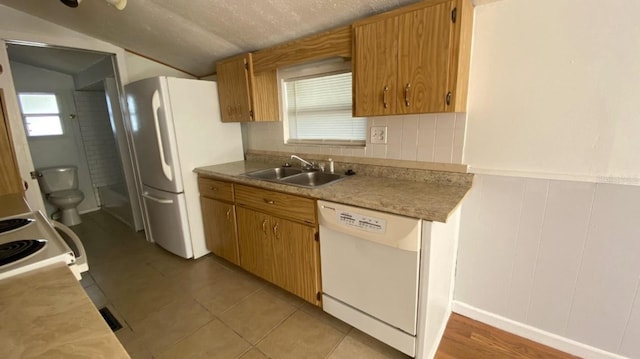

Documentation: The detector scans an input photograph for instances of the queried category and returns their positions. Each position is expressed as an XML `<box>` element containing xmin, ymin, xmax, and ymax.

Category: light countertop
<box><xmin>194</xmin><ymin>160</ymin><xmax>472</xmax><ymax>223</ymax></box>
<box><xmin>0</xmin><ymin>194</ymin><xmax>130</xmax><ymax>359</ymax></box>
<box><xmin>0</xmin><ymin>263</ymin><xmax>130</xmax><ymax>358</ymax></box>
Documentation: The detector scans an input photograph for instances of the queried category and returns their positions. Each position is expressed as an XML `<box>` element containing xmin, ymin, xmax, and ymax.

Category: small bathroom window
<box><xmin>17</xmin><ymin>93</ymin><xmax>64</xmax><ymax>137</ymax></box>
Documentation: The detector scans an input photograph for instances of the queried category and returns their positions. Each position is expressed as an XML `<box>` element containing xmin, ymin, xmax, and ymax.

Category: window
<box><xmin>281</xmin><ymin>61</ymin><xmax>366</xmax><ymax>146</ymax></box>
<box><xmin>18</xmin><ymin>93</ymin><xmax>64</xmax><ymax>137</ymax></box>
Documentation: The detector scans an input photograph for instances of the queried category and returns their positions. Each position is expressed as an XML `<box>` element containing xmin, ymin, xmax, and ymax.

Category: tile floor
<box><xmin>76</xmin><ymin>211</ymin><xmax>409</xmax><ymax>359</ymax></box>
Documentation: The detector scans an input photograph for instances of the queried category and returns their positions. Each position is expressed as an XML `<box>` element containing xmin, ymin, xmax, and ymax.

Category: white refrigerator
<box><xmin>125</xmin><ymin>77</ymin><xmax>243</xmax><ymax>259</ymax></box>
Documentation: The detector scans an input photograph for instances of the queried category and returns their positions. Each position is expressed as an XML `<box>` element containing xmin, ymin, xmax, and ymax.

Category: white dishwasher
<box><xmin>318</xmin><ymin>200</ymin><xmax>422</xmax><ymax>357</ymax></box>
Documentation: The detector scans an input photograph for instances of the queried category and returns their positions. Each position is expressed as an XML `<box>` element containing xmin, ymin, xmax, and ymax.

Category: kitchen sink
<box><xmin>244</xmin><ymin>167</ymin><xmax>302</xmax><ymax>180</ymax></box>
<box><xmin>243</xmin><ymin>167</ymin><xmax>345</xmax><ymax>188</ymax></box>
<box><xmin>280</xmin><ymin>171</ymin><xmax>344</xmax><ymax>187</ymax></box>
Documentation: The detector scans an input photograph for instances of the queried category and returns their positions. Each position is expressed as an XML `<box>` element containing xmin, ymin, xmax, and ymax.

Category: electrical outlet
<box><xmin>370</xmin><ymin>126</ymin><xmax>387</xmax><ymax>144</ymax></box>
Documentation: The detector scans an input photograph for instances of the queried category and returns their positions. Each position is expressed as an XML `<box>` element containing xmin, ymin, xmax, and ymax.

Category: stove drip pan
<box><xmin>0</xmin><ymin>218</ymin><xmax>33</xmax><ymax>234</ymax></box>
<box><xmin>0</xmin><ymin>239</ymin><xmax>47</xmax><ymax>267</ymax></box>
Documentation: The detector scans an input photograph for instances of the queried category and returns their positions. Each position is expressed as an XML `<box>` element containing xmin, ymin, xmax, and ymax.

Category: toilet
<box><xmin>37</xmin><ymin>166</ymin><xmax>85</xmax><ymax>226</ymax></box>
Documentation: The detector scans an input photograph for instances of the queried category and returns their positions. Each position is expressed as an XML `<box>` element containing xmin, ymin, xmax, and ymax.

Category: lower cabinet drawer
<box><xmin>235</xmin><ymin>184</ymin><xmax>316</xmax><ymax>225</ymax></box>
<box><xmin>198</xmin><ymin>177</ymin><xmax>234</xmax><ymax>202</ymax></box>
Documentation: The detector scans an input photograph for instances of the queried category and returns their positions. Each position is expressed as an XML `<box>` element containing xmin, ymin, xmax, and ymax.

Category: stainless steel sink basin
<box><xmin>244</xmin><ymin>167</ymin><xmax>302</xmax><ymax>180</ymax></box>
<box><xmin>280</xmin><ymin>171</ymin><xmax>344</xmax><ymax>188</ymax></box>
<box><xmin>243</xmin><ymin>167</ymin><xmax>346</xmax><ymax>188</ymax></box>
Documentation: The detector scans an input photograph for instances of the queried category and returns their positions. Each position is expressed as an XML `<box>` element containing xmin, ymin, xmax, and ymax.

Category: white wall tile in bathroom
<box><xmin>74</xmin><ymin>91</ymin><xmax>124</xmax><ymax>199</ymax></box>
<box><xmin>456</xmin><ymin>174</ymin><xmax>640</xmax><ymax>357</ymax></box>
<box><xmin>243</xmin><ymin>113</ymin><xmax>466</xmax><ymax>164</ymax></box>
<box><xmin>564</xmin><ymin>183</ymin><xmax>640</xmax><ymax>352</ymax></box>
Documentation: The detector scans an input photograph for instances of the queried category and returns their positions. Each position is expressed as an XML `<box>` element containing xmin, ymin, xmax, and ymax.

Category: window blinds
<box><xmin>285</xmin><ymin>72</ymin><xmax>366</xmax><ymax>144</ymax></box>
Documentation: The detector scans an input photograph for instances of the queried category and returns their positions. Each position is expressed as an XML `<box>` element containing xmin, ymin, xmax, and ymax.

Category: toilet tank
<box><xmin>37</xmin><ymin>166</ymin><xmax>79</xmax><ymax>193</ymax></box>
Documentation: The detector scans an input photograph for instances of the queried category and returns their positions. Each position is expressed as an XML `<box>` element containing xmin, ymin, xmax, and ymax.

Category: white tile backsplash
<box><xmin>243</xmin><ymin>113</ymin><xmax>466</xmax><ymax>164</ymax></box>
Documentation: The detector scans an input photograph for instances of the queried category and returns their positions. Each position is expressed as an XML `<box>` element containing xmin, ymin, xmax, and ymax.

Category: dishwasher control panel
<box><xmin>337</xmin><ymin>210</ymin><xmax>386</xmax><ymax>233</ymax></box>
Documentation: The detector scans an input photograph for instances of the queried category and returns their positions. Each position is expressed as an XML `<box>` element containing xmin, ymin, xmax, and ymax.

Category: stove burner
<box><xmin>0</xmin><ymin>218</ymin><xmax>33</xmax><ymax>234</ymax></box>
<box><xmin>0</xmin><ymin>239</ymin><xmax>46</xmax><ymax>267</ymax></box>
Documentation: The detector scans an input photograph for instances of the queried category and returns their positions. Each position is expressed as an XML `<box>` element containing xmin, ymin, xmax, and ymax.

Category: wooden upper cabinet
<box><xmin>0</xmin><ymin>90</ymin><xmax>23</xmax><ymax>196</ymax></box>
<box><xmin>353</xmin><ymin>0</ymin><xmax>473</xmax><ymax>116</ymax></box>
<box><xmin>353</xmin><ymin>16</ymin><xmax>399</xmax><ymax>116</ymax></box>
<box><xmin>216</xmin><ymin>53</ymin><xmax>279</xmax><ymax>122</ymax></box>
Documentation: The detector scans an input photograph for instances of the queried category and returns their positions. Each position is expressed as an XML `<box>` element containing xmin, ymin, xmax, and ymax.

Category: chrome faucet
<box><xmin>290</xmin><ymin>155</ymin><xmax>318</xmax><ymax>171</ymax></box>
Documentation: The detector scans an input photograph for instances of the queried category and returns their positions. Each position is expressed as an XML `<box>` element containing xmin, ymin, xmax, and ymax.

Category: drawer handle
<box><xmin>264</xmin><ymin>199</ymin><xmax>276</xmax><ymax>205</ymax></box>
<box><xmin>209</xmin><ymin>186</ymin><xmax>217</xmax><ymax>191</ymax></box>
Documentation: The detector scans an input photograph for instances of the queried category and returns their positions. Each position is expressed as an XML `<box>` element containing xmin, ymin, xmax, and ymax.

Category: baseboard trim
<box><xmin>452</xmin><ymin>301</ymin><xmax>628</xmax><ymax>359</ymax></box>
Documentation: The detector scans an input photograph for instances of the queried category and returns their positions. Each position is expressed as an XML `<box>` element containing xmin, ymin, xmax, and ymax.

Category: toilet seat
<box><xmin>49</xmin><ymin>190</ymin><xmax>84</xmax><ymax>201</ymax></box>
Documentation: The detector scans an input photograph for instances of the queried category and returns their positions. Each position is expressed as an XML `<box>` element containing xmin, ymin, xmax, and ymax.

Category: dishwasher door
<box><xmin>318</xmin><ymin>200</ymin><xmax>422</xmax><ymax>356</ymax></box>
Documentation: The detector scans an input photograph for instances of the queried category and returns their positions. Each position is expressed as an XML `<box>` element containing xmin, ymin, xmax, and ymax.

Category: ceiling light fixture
<box><xmin>59</xmin><ymin>0</ymin><xmax>127</xmax><ymax>10</ymax></box>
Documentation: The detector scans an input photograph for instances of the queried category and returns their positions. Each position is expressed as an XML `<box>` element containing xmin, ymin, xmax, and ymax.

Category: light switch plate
<box><xmin>370</xmin><ymin>126</ymin><xmax>388</xmax><ymax>144</ymax></box>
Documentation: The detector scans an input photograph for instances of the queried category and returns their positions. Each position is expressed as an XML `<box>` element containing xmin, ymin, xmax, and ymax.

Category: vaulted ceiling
<box><xmin>0</xmin><ymin>0</ymin><xmax>427</xmax><ymax>77</ymax></box>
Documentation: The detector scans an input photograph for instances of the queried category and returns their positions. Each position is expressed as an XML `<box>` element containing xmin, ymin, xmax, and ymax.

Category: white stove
<box><xmin>0</xmin><ymin>211</ymin><xmax>88</xmax><ymax>280</ymax></box>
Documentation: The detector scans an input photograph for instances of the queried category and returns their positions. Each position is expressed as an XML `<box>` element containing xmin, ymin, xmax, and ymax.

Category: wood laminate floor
<box><xmin>436</xmin><ymin>313</ymin><xmax>579</xmax><ymax>359</ymax></box>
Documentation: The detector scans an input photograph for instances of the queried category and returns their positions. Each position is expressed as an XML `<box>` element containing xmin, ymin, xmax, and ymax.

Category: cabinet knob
<box><xmin>273</xmin><ymin>223</ymin><xmax>279</xmax><ymax>237</ymax></box>
<box><xmin>383</xmin><ymin>86</ymin><xmax>389</xmax><ymax>109</ymax></box>
<box><xmin>209</xmin><ymin>186</ymin><xmax>217</xmax><ymax>191</ymax></box>
<box><xmin>262</xmin><ymin>219</ymin><xmax>268</xmax><ymax>233</ymax></box>
<box><xmin>264</xmin><ymin>199</ymin><xmax>276</xmax><ymax>205</ymax></box>
<box><xmin>404</xmin><ymin>83</ymin><xmax>411</xmax><ymax>107</ymax></box>
<box><xmin>226</xmin><ymin>209</ymin><xmax>231</xmax><ymax>220</ymax></box>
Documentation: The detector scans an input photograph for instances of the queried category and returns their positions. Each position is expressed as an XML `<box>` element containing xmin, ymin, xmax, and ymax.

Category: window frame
<box><xmin>17</xmin><ymin>92</ymin><xmax>65</xmax><ymax>138</ymax></box>
<box><xmin>278</xmin><ymin>59</ymin><xmax>366</xmax><ymax>147</ymax></box>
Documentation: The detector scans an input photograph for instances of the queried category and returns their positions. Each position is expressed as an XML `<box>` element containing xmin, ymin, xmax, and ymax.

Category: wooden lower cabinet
<box><xmin>236</xmin><ymin>206</ymin><xmax>321</xmax><ymax>306</ymax></box>
<box><xmin>200</xmin><ymin>197</ymin><xmax>240</xmax><ymax>265</ymax></box>
<box><xmin>271</xmin><ymin>216</ymin><xmax>320</xmax><ymax>305</ymax></box>
<box><xmin>236</xmin><ymin>206</ymin><xmax>274</xmax><ymax>282</ymax></box>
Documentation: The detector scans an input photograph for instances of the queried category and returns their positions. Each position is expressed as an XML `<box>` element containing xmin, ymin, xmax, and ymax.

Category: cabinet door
<box><xmin>397</xmin><ymin>2</ymin><xmax>453</xmax><ymax>114</ymax></box>
<box><xmin>271</xmin><ymin>217</ymin><xmax>321</xmax><ymax>306</ymax></box>
<box><xmin>201</xmin><ymin>197</ymin><xmax>239</xmax><ymax>265</ymax></box>
<box><xmin>353</xmin><ymin>16</ymin><xmax>399</xmax><ymax>117</ymax></box>
<box><xmin>0</xmin><ymin>91</ymin><xmax>23</xmax><ymax>195</ymax></box>
<box><xmin>216</xmin><ymin>54</ymin><xmax>252</xmax><ymax>122</ymax></box>
<box><xmin>236</xmin><ymin>207</ymin><xmax>274</xmax><ymax>282</ymax></box>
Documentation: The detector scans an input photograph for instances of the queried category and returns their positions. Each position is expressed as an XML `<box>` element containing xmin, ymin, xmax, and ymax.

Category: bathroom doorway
<box><xmin>7</xmin><ymin>43</ymin><xmax>143</xmax><ymax>230</ymax></box>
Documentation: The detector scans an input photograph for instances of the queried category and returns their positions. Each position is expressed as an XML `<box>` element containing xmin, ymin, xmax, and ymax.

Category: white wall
<box><xmin>456</xmin><ymin>0</ymin><xmax>640</xmax><ymax>357</ymax></box>
<box><xmin>464</xmin><ymin>0</ymin><xmax>640</xmax><ymax>183</ymax></box>
<box><xmin>244</xmin><ymin>113</ymin><xmax>466</xmax><ymax>164</ymax></box>
<box><xmin>456</xmin><ymin>175</ymin><xmax>640</xmax><ymax>358</ymax></box>
<box><xmin>10</xmin><ymin>61</ymin><xmax>99</xmax><ymax>215</ymax></box>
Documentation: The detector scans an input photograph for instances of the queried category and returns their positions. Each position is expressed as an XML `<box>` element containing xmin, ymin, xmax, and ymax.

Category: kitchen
<box><xmin>0</xmin><ymin>0</ymin><xmax>639</xmax><ymax>358</ymax></box>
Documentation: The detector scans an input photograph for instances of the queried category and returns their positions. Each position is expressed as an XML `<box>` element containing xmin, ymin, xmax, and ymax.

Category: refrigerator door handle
<box><xmin>142</xmin><ymin>192</ymin><xmax>174</xmax><ymax>204</ymax></box>
<box><xmin>152</xmin><ymin>90</ymin><xmax>173</xmax><ymax>182</ymax></box>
